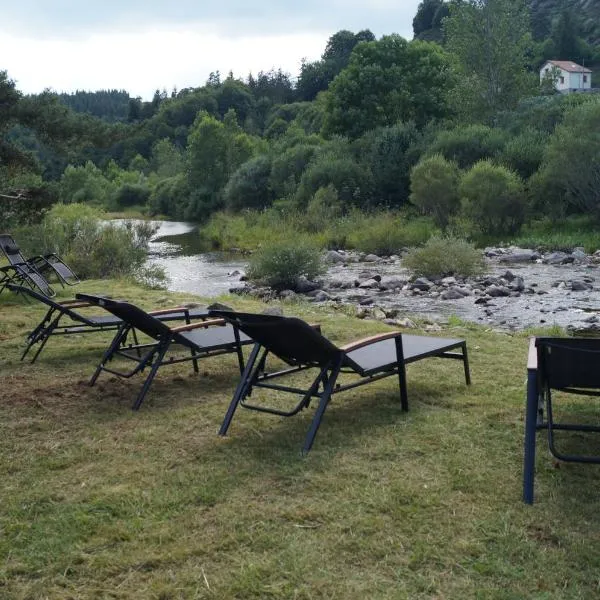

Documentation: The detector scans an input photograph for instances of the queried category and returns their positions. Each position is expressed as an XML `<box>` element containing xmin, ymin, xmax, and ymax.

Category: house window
<box><xmin>584</xmin><ymin>75</ymin><xmax>588</xmax><ymax>83</ymax></box>
<box><xmin>559</xmin><ymin>76</ymin><xmax>564</xmax><ymax>84</ymax></box>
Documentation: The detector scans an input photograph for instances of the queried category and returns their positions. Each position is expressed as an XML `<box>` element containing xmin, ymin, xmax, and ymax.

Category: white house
<box><xmin>540</xmin><ymin>60</ymin><xmax>592</xmax><ymax>92</ymax></box>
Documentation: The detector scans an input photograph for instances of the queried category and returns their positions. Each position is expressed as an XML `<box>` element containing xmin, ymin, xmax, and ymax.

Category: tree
<box><xmin>185</xmin><ymin>111</ymin><xmax>257</xmax><ymax>218</ymax></box>
<box><xmin>444</xmin><ymin>0</ymin><xmax>534</xmax><ymax>121</ymax></box>
<box><xmin>365</xmin><ymin>122</ymin><xmax>420</xmax><ymax>207</ymax></box>
<box><xmin>410</xmin><ymin>154</ymin><xmax>460</xmax><ymax>230</ymax></box>
<box><xmin>323</xmin><ymin>36</ymin><xmax>455</xmax><ymax>138</ymax></box>
<box><xmin>413</xmin><ymin>0</ymin><xmax>445</xmax><ymax>37</ymax></box>
<box><xmin>296</xmin><ymin>29</ymin><xmax>375</xmax><ymax>101</ymax></box>
<box><xmin>551</xmin><ymin>8</ymin><xmax>582</xmax><ymax>61</ymax></box>
<box><xmin>532</xmin><ymin>100</ymin><xmax>600</xmax><ymax>221</ymax></box>
<box><xmin>151</xmin><ymin>138</ymin><xmax>184</xmax><ymax>178</ymax></box>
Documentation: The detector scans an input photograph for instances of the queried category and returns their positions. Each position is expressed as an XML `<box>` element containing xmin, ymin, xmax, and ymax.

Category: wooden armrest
<box><xmin>340</xmin><ymin>331</ymin><xmax>402</xmax><ymax>353</ymax></box>
<box><xmin>59</xmin><ymin>301</ymin><xmax>93</xmax><ymax>309</ymax></box>
<box><xmin>527</xmin><ymin>337</ymin><xmax>538</xmax><ymax>370</ymax></box>
<box><xmin>149</xmin><ymin>306</ymin><xmax>190</xmax><ymax>316</ymax></box>
<box><xmin>171</xmin><ymin>318</ymin><xmax>225</xmax><ymax>332</ymax></box>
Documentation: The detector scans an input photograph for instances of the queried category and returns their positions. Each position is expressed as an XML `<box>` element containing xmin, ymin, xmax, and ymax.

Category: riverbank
<box><xmin>1</xmin><ymin>280</ymin><xmax>600</xmax><ymax>598</ymax></box>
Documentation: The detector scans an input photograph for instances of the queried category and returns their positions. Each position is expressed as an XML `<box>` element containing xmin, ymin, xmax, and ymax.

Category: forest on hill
<box><xmin>1</xmin><ymin>0</ymin><xmax>599</xmax><ymax>251</ymax></box>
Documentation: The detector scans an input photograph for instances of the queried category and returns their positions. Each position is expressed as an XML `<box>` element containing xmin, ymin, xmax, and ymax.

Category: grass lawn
<box><xmin>1</xmin><ymin>280</ymin><xmax>600</xmax><ymax>599</ymax></box>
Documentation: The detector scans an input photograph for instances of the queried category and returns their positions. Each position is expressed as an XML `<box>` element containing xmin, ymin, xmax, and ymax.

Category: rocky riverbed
<box><xmin>229</xmin><ymin>246</ymin><xmax>600</xmax><ymax>334</ymax></box>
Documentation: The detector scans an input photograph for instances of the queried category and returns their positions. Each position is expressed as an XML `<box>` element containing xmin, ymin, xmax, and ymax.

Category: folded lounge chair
<box><xmin>77</xmin><ymin>294</ymin><xmax>252</xmax><ymax>410</ymax></box>
<box><xmin>0</xmin><ymin>233</ymin><xmax>79</xmax><ymax>290</ymax></box>
<box><xmin>209</xmin><ymin>311</ymin><xmax>471</xmax><ymax>453</ymax></box>
<box><xmin>8</xmin><ymin>284</ymin><xmax>213</xmax><ymax>364</ymax></box>
<box><xmin>1</xmin><ymin>260</ymin><xmax>55</xmax><ymax>298</ymax></box>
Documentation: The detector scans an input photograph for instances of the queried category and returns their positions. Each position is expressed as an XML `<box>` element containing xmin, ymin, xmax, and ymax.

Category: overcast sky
<box><xmin>0</xmin><ymin>1</ymin><xmax>420</xmax><ymax>99</ymax></box>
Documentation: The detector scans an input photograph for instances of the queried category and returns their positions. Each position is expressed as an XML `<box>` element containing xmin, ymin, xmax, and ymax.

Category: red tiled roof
<box><xmin>545</xmin><ymin>60</ymin><xmax>592</xmax><ymax>73</ymax></box>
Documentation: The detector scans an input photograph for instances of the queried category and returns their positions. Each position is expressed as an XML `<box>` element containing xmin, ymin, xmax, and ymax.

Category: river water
<box><xmin>146</xmin><ymin>220</ymin><xmax>600</xmax><ymax>332</ymax></box>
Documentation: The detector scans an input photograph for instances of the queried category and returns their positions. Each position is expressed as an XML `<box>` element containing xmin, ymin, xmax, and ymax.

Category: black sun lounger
<box><xmin>209</xmin><ymin>310</ymin><xmax>471</xmax><ymax>453</ymax></box>
<box><xmin>77</xmin><ymin>294</ymin><xmax>252</xmax><ymax>410</ymax></box>
<box><xmin>0</xmin><ymin>233</ymin><xmax>79</xmax><ymax>289</ymax></box>
<box><xmin>9</xmin><ymin>284</ymin><xmax>213</xmax><ymax>363</ymax></box>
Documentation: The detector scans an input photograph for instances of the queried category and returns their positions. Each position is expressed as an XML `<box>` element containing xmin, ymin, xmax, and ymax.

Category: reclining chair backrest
<box><xmin>0</xmin><ymin>233</ymin><xmax>27</xmax><ymax>265</ymax></box>
<box><xmin>82</xmin><ymin>295</ymin><xmax>178</xmax><ymax>341</ymax></box>
<box><xmin>210</xmin><ymin>310</ymin><xmax>341</xmax><ymax>366</ymax></box>
<box><xmin>536</xmin><ymin>337</ymin><xmax>600</xmax><ymax>392</ymax></box>
<box><xmin>6</xmin><ymin>283</ymin><xmax>93</xmax><ymax>324</ymax></box>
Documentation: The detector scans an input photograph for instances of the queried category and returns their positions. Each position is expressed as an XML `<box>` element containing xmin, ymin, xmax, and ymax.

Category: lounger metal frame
<box><xmin>211</xmin><ymin>311</ymin><xmax>471</xmax><ymax>453</ymax></box>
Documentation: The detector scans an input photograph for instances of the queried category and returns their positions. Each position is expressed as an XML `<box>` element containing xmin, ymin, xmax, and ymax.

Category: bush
<box><xmin>498</xmin><ymin>128</ymin><xmax>548</xmax><ymax>180</ymax></box>
<box><xmin>295</xmin><ymin>155</ymin><xmax>373</xmax><ymax>209</ymax></box>
<box><xmin>460</xmin><ymin>160</ymin><xmax>526</xmax><ymax>237</ymax></box>
<box><xmin>247</xmin><ymin>240</ymin><xmax>324</xmax><ymax>290</ymax></box>
<box><xmin>113</xmin><ymin>183</ymin><xmax>151</xmax><ymax>208</ymax></box>
<box><xmin>410</xmin><ymin>154</ymin><xmax>460</xmax><ymax>230</ymax></box>
<box><xmin>427</xmin><ymin>125</ymin><xmax>507</xmax><ymax>169</ymax></box>
<box><xmin>148</xmin><ymin>174</ymin><xmax>190</xmax><ymax>218</ymax></box>
<box><xmin>303</xmin><ymin>185</ymin><xmax>343</xmax><ymax>233</ymax></box>
<box><xmin>269</xmin><ymin>143</ymin><xmax>320</xmax><ymax>199</ymax></box>
<box><xmin>402</xmin><ymin>236</ymin><xmax>486</xmax><ymax>278</ymax></box>
<box><xmin>15</xmin><ymin>203</ymin><xmax>164</xmax><ymax>282</ymax></box>
<box><xmin>224</xmin><ymin>155</ymin><xmax>274</xmax><ymax>211</ymax></box>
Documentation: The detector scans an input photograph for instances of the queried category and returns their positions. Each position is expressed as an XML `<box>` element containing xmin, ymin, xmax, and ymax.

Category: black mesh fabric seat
<box><xmin>77</xmin><ymin>294</ymin><xmax>252</xmax><ymax>410</ymax></box>
<box><xmin>210</xmin><ymin>310</ymin><xmax>471</xmax><ymax>453</ymax></box>
<box><xmin>536</xmin><ymin>337</ymin><xmax>600</xmax><ymax>463</ymax></box>
<box><xmin>0</xmin><ymin>233</ymin><xmax>79</xmax><ymax>294</ymax></box>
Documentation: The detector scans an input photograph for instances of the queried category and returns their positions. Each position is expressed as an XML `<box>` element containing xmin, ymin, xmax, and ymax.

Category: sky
<box><xmin>0</xmin><ymin>0</ymin><xmax>420</xmax><ymax>99</ymax></box>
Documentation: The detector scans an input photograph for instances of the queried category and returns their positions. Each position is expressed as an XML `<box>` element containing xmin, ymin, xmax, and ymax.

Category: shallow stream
<box><xmin>147</xmin><ymin>221</ymin><xmax>600</xmax><ymax>331</ymax></box>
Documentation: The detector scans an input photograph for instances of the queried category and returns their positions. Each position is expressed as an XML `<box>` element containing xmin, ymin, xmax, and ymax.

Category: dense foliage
<box><xmin>2</xmin><ymin>0</ymin><xmax>600</xmax><ymax>254</ymax></box>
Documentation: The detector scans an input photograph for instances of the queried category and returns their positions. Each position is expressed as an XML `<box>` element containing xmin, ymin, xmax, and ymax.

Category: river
<box><xmin>146</xmin><ymin>220</ymin><xmax>600</xmax><ymax>332</ymax></box>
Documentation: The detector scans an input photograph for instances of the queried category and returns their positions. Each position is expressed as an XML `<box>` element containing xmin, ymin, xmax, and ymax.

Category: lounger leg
<box><xmin>90</xmin><ymin>325</ymin><xmax>129</xmax><ymax>386</ymax></box>
<box><xmin>461</xmin><ymin>342</ymin><xmax>471</xmax><ymax>385</ymax></box>
<box><xmin>233</xmin><ymin>327</ymin><xmax>245</xmax><ymax>374</ymax></box>
<box><xmin>219</xmin><ymin>343</ymin><xmax>262</xmax><ymax>436</ymax></box>
<box><xmin>131</xmin><ymin>343</ymin><xmax>169</xmax><ymax>410</ymax></box>
<box><xmin>394</xmin><ymin>337</ymin><xmax>408</xmax><ymax>411</ymax></box>
<box><xmin>302</xmin><ymin>356</ymin><xmax>343</xmax><ymax>455</ymax></box>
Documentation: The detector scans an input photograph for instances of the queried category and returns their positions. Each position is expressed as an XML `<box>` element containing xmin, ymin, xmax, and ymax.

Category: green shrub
<box><xmin>295</xmin><ymin>155</ymin><xmax>373</xmax><ymax>209</ymax></box>
<box><xmin>410</xmin><ymin>154</ymin><xmax>460</xmax><ymax>230</ymax></box>
<box><xmin>148</xmin><ymin>174</ymin><xmax>190</xmax><ymax>218</ymax></box>
<box><xmin>269</xmin><ymin>143</ymin><xmax>320</xmax><ymax>199</ymax></box>
<box><xmin>427</xmin><ymin>125</ymin><xmax>507</xmax><ymax>169</ymax></box>
<box><xmin>113</xmin><ymin>183</ymin><xmax>151</xmax><ymax>208</ymax></box>
<box><xmin>498</xmin><ymin>127</ymin><xmax>548</xmax><ymax>180</ymax></box>
<box><xmin>460</xmin><ymin>160</ymin><xmax>526</xmax><ymax>237</ymax></box>
<box><xmin>303</xmin><ymin>185</ymin><xmax>343</xmax><ymax>233</ymax></box>
<box><xmin>224</xmin><ymin>155</ymin><xmax>274</xmax><ymax>211</ymax></box>
<box><xmin>247</xmin><ymin>240</ymin><xmax>324</xmax><ymax>290</ymax></box>
<box><xmin>14</xmin><ymin>203</ymin><xmax>164</xmax><ymax>283</ymax></box>
<box><xmin>402</xmin><ymin>236</ymin><xmax>486</xmax><ymax>278</ymax></box>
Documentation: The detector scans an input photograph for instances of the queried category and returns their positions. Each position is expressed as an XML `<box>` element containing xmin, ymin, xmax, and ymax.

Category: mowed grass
<box><xmin>1</xmin><ymin>281</ymin><xmax>600</xmax><ymax>599</ymax></box>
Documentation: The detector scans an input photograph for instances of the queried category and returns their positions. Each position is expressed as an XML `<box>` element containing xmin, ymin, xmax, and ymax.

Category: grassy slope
<box><xmin>1</xmin><ymin>280</ymin><xmax>600</xmax><ymax>599</ymax></box>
